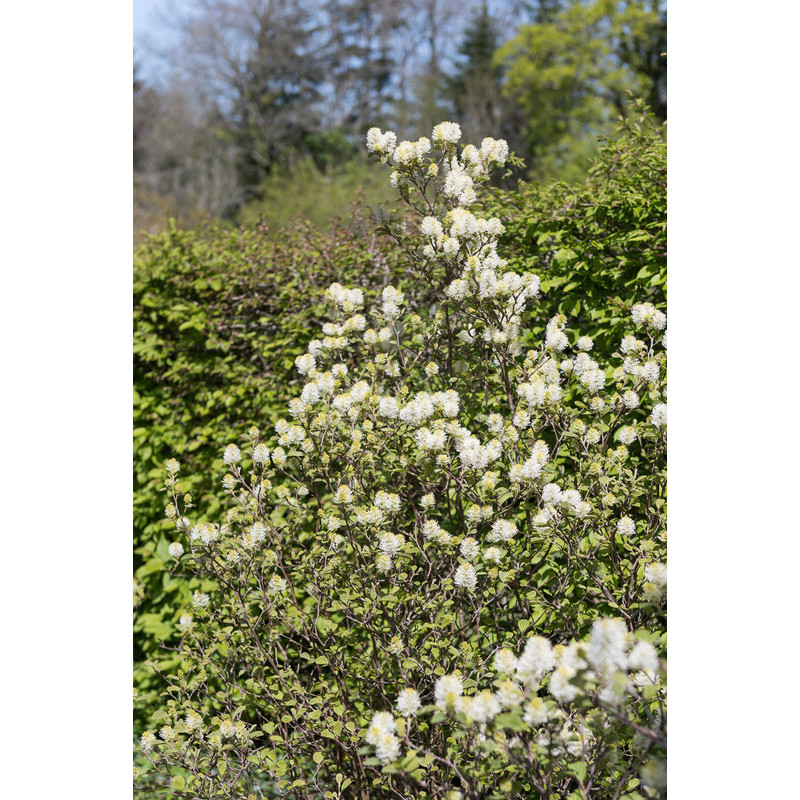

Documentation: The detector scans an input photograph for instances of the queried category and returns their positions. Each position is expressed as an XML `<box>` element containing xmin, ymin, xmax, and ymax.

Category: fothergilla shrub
<box><xmin>135</xmin><ymin>121</ymin><xmax>666</xmax><ymax>800</ymax></box>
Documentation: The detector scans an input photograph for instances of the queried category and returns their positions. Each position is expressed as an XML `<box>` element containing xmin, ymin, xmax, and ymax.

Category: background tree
<box><xmin>445</xmin><ymin>2</ymin><xmax>504</xmax><ymax>140</ymax></box>
<box><xmin>497</xmin><ymin>0</ymin><xmax>666</xmax><ymax>180</ymax></box>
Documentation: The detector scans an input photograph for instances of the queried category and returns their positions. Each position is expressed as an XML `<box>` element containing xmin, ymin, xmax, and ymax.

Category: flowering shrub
<box><xmin>135</xmin><ymin>122</ymin><xmax>666</xmax><ymax>799</ymax></box>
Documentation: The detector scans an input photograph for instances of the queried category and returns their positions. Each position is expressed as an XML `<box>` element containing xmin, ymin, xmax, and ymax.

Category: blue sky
<box><xmin>134</xmin><ymin>0</ymin><xmax>195</xmax><ymax>81</ymax></box>
<box><xmin>134</xmin><ymin>0</ymin><xmax>196</xmax><ymax>49</ymax></box>
<box><xmin>134</xmin><ymin>0</ymin><xmax>177</xmax><ymax>37</ymax></box>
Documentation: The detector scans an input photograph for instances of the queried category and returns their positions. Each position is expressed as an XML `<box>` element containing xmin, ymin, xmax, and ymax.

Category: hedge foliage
<box><xmin>134</xmin><ymin>209</ymin><xmax>405</xmax><ymax>721</ymax></box>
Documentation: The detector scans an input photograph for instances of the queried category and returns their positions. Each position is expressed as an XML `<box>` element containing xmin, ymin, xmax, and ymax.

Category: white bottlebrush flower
<box><xmin>523</xmin><ymin>697</ymin><xmax>549</xmax><ymax>726</ymax></box>
<box><xmin>432</xmin><ymin>121</ymin><xmax>462</xmax><ymax>144</ymax></box>
<box><xmin>622</xmin><ymin>390</ymin><xmax>640</xmax><ymax>409</ymax></box>
<box><xmin>376</xmin><ymin>553</ymin><xmax>393</xmax><ymax>573</ymax></box>
<box><xmin>576</xmin><ymin>335</ymin><xmax>594</xmax><ymax>351</ymax></box>
<box><xmin>643</xmin><ymin>582</ymin><xmax>664</xmax><ymax>604</ymax></box>
<box><xmin>574</xmin><ymin>501</ymin><xmax>592</xmax><ymax>518</ymax></box>
<box><xmin>545</xmin><ymin>327</ymin><xmax>569</xmax><ymax>351</ymax></box>
<box><xmin>168</xmin><ymin>542</ymin><xmax>184</xmax><ymax>558</ymax></box>
<box><xmin>355</xmin><ymin>505</ymin><xmax>386</xmax><ymax>527</ymax></box>
<box><xmin>443</xmin><ymin>160</ymin><xmax>474</xmax><ymax>203</ymax></box>
<box><xmin>581</xmin><ymin>369</ymin><xmax>606</xmax><ymax>394</ymax></box>
<box><xmin>159</xmin><ymin>725</ymin><xmax>176</xmax><ymax>742</ymax></box>
<box><xmin>584</xmin><ymin>427</ymin><xmax>601</xmax><ymax>446</ymax></box>
<box><xmin>295</xmin><ymin>353</ymin><xmax>316</xmax><ymax>375</ymax></box>
<box><xmin>650</xmin><ymin>402</ymin><xmax>667</xmax><ymax>427</ymax></box>
<box><xmin>644</xmin><ymin>561</ymin><xmax>667</xmax><ymax>587</ymax></box>
<box><xmin>480</xmin><ymin>137</ymin><xmax>509</xmax><ymax>166</ymax></box>
<box><xmin>516</xmin><ymin>636</ymin><xmax>556</xmax><ymax>681</ymax></box>
<box><xmin>494</xmin><ymin>648</ymin><xmax>518</xmax><ymax>675</ymax></box>
<box><xmin>631</xmin><ymin>303</ymin><xmax>667</xmax><ymax>331</ymax></box>
<box><xmin>253</xmin><ymin>443</ymin><xmax>270</xmax><ymax>463</ymax></box>
<box><xmin>435</xmin><ymin>673</ymin><xmax>463</xmax><ymax>709</ymax></box>
<box><xmin>184</xmin><ymin>710</ymin><xmax>203</xmax><ymax>730</ymax></box>
<box><xmin>333</xmin><ymin>485</ymin><xmax>354</xmax><ymax>505</ymax></box>
<box><xmin>468</xmin><ymin>690</ymin><xmax>501</xmax><ymax>723</ymax></box>
<box><xmin>379</xmin><ymin>532</ymin><xmax>404</xmax><ymax>557</ymax></box>
<box><xmin>460</xmin><ymin>537</ymin><xmax>479</xmax><ymax>560</ymax></box>
<box><xmin>437</xmin><ymin>389</ymin><xmax>460</xmax><ymax>417</ymax></box>
<box><xmin>542</xmin><ymin>483</ymin><xmax>563</xmax><ymax>504</ymax></box>
<box><xmin>589</xmin><ymin>396</ymin><xmax>606</xmax><ymax>414</ymax></box>
<box><xmin>617</xmin><ymin>516</ymin><xmax>636</xmax><ymax>537</ymax></box>
<box><xmin>219</xmin><ymin>720</ymin><xmax>236</xmax><ymax>739</ymax></box>
<box><xmin>378</xmin><ymin>396</ymin><xmax>399</xmax><ymax>419</ymax></box>
<box><xmin>140</xmin><ymin>731</ymin><xmax>157</xmax><ymax>751</ymax></box>
<box><xmin>393</xmin><ymin>140</ymin><xmax>418</xmax><ymax>166</ymax></box>
<box><xmin>420</xmin><ymin>216</ymin><xmax>443</xmax><ymax>237</ymax></box>
<box><xmin>454</xmin><ymin>562</ymin><xmax>477</xmax><ymax>589</ymax></box>
<box><xmin>415</xmin><ymin>427</ymin><xmax>447</xmax><ymax>451</ymax></box>
<box><xmin>495</xmin><ymin>679</ymin><xmax>524</xmax><ymax>709</ymax></box>
<box><xmin>249</xmin><ymin>522</ymin><xmax>267</xmax><ymax>543</ymax></box>
<box><xmin>223</xmin><ymin>444</ymin><xmax>241</xmax><ymax>464</ymax></box>
<box><xmin>300</xmin><ymin>382</ymin><xmax>320</xmax><ymax>406</ymax></box>
<box><xmin>549</xmin><ymin>666</ymin><xmax>582</xmax><ymax>704</ymax></box>
<box><xmin>178</xmin><ymin>614</ymin><xmax>193</xmax><ymax>629</ymax></box>
<box><xmin>488</xmin><ymin>519</ymin><xmax>517</xmax><ymax>542</ymax></box>
<box><xmin>617</xmin><ymin>426</ymin><xmax>637</xmax><ymax>445</ymax></box>
<box><xmin>192</xmin><ymin>591</ymin><xmax>210</xmax><ymax>609</ymax></box>
<box><xmin>271</xmin><ymin>447</ymin><xmax>286</xmax><ymax>466</ymax></box>
<box><xmin>267</xmin><ymin>575</ymin><xmax>287</xmax><ymax>594</ymax></box>
<box><xmin>422</xmin><ymin>519</ymin><xmax>443</xmax><ymax>540</ymax></box>
<box><xmin>640</xmin><ymin>360</ymin><xmax>660</xmax><ymax>384</ymax></box>
<box><xmin>396</xmin><ymin>688</ymin><xmax>421</xmax><ymax>717</ymax></box>
<box><xmin>374</xmin><ymin>491</ymin><xmax>401</xmax><ymax>513</ymax></box>
<box><xmin>627</xmin><ymin>640</ymin><xmax>659</xmax><ymax>672</ymax></box>
<box><xmin>484</xmin><ymin>546</ymin><xmax>503</xmax><ymax>563</ymax></box>
<box><xmin>588</xmin><ymin>618</ymin><xmax>629</xmax><ymax>674</ymax></box>
<box><xmin>365</xmin><ymin>711</ymin><xmax>395</xmax><ymax>745</ymax></box>
<box><xmin>375</xmin><ymin>732</ymin><xmax>401</xmax><ymax>764</ymax></box>
<box><xmin>366</xmin><ymin>127</ymin><xmax>397</xmax><ymax>156</ymax></box>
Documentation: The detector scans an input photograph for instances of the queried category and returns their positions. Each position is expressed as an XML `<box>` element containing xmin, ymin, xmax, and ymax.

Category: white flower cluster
<box><xmin>326</xmin><ymin>282</ymin><xmax>364</xmax><ymax>313</ymax></box>
<box><xmin>508</xmin><ymin>439</ymin><xmax>550</xmax><ymax>484</ymax></box>
<box><xmin>539</xmin><ymin>483</ymin><xmax>592</xmax><ymax>519</ymax></box>
<box><xmin>545</xmin><ymin>316</ymin><xmax>569</xmax><ymax>352</ymax></box>
<box><xmin>650</xmin><ymin>402</ymin><xmax>667</xmax><ymax>428</ymax></box>
<box><xmin>363</xmin><ymin>627</ymin><xmax>662</xmax><ymax>776</ymax></box>
<box><xmin>631</xmin><ymin>302</ymin><xmax>666</xmax><ymax>330</ymax></box>
<box><xmin>381</xmin><ymin>285</ymin><xmax>404</xmax><ymax>319</ymax></box>
<box><xmin>365</xmin><ymin>128</ymin><xmax>398</xmax><ymax>157</ymax></box>
<box><xmin>365</xmin><ymin>711</ymin><xmax>401</xmax><ymax>765</ymax></box>
<box><xmin>453</xmin><ymin>562</ymin><xmax>477</xmax><ymax>589</ymax></box>
<box><xmin>432</xmin><ymin>121</ymin><xmax>462</xmax><ymax>145</ymax></box>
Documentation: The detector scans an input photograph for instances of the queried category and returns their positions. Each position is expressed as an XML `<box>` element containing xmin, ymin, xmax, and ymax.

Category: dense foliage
<box><xmin>486</xmin><ymin>99</ymin><xmax>666</xmax><ymax>358</ymax></box>
<box><xmin>134</xmin><ymin>113</ymin><xmax>666</xmax><ymax>798</ymax></box>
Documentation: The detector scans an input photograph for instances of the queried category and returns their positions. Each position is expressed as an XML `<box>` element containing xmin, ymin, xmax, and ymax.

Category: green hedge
<box><xmin>486</xmin><ymin>105</ymin><xmax>666</xmax><ymax>357</ymax></box>
<box><xmin>133</xmin><ymin>207</ymin><xmax>405</xmax><ymax>725</ymax></box>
